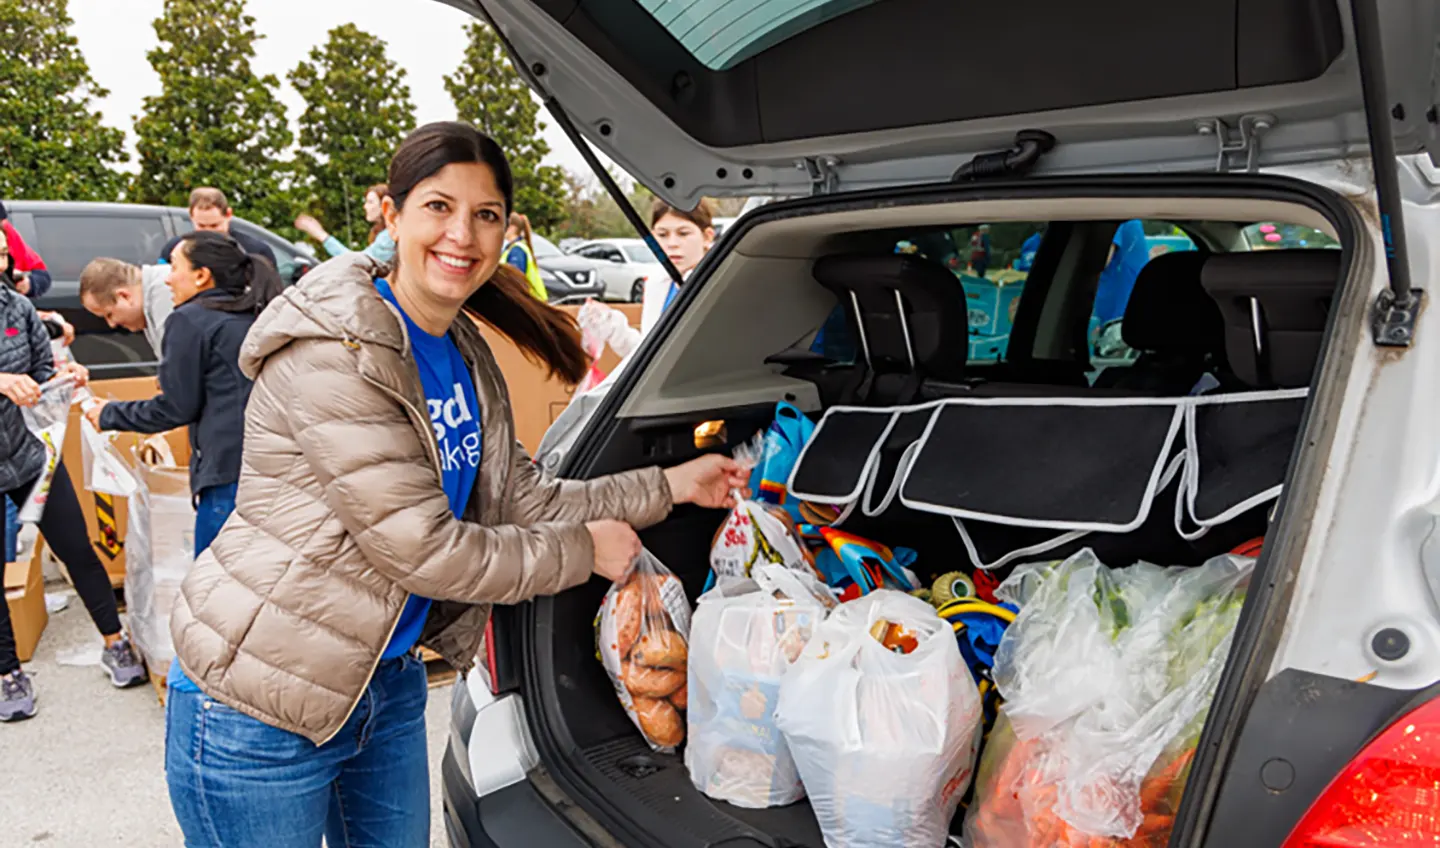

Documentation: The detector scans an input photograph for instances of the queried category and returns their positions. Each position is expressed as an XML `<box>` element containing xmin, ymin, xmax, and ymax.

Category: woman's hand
<box><xmin>664</xmin><ymin>453</ymin><xmax>751</xmax><ymax>510</ymax></box>
<box><xmin>84</xmin><ymin>398</ymin><xmax>108</xmax><ymax>429</ymax></box>
<box><xmin>294</xmin><ymin>214</ymin><xmax>329</xmax><ymax>243</ymax></box>
<box><xmin>39</xmin><ymin>311</ymin><xmax>75</xmax><ymax>347</ymax></box>
<box><xmin>0</xmin><ymin>373</ymin><xmax>40</xmax><ymax>407</ymax></box>
<box><xmin>60</xmin><ymin>361</ymin><xmax>88</xmax><ymax>388</ymax></box>
<box><xmin>13</xmin><ymin>273</ymin><xmax>30</xmax><ymax>296</ymax></box>
<box><xmin>587</xmin><ymin>520</ymin><xmax>642</xmax><ymax>582</ymax></box>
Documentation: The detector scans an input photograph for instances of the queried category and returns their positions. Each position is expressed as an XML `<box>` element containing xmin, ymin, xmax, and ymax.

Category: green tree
<box><xmin>0</xmin><ymin>0</ymin><xmax>127</xmax><ymax>200</ymax></box>
<box><xmin>289</xmin><ymin>24</ymin><xmax>415</xmax><ymax>251</ymax></box>
<box><xmin>445</xmin><ymin>21</ymin><xmax>566</xmax><ymax>234</ymax></box>
<box><xmin>131</xmin><ymin>0</ymin><xmax>291</xmax><ymax>229</ymax></box>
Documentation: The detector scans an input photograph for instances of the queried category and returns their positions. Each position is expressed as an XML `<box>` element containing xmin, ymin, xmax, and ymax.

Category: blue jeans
<box><xmin>193</xmin><ymin>483</ymin><xmax>238</xmax><ymax>558</ymax></box>
<box><xmin>5</xmin><ymin>497</ymin><xmax>18</xmax><ymax>562</ymax></box>
<box><xmin>165</xmin><ymin>653</ymin><xmax>430</xmax><ymax>847</ymax></box>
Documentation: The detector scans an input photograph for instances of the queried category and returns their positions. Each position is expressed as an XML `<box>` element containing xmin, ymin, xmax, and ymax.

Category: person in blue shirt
<box><xmin>1092</xmin><ymin>218</ymin><xmax>1153</xmax><ymax>325</ymax></box>
<box><xmin>1015</xmin><ymin>229</ymin><xmax>1044</xmax><ymax>272</ymax></box>
<box><xmin>293</xmin><ymin>183</ymin><xmax>397</xmax><ymax>264</ymax></box>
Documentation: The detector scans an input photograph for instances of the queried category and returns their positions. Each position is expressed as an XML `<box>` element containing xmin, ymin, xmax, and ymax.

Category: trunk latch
<box><xmin>798</xmin><ymin>155</ymin><xmax>840</xmax><ymax>195</ymax></box>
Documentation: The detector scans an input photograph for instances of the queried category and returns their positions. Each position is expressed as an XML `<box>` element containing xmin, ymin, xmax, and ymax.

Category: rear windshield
<box><xmin>639</xmin><ymin>0</ymin><xmax>878</xmax><ymax>70</ymax></box>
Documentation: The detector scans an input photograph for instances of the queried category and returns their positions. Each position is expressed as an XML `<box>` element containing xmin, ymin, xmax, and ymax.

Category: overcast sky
<box><xmin>68</xmin><ymin>0</ymin><xmax>608</xmax><ymax>179</ymax></box>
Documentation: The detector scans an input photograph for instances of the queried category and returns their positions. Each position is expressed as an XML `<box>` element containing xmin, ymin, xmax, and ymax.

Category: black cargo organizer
<box><xmin>786</xmin><ymin>390</ymin><xmax>1308</xmax><ymax>570</ymax></box>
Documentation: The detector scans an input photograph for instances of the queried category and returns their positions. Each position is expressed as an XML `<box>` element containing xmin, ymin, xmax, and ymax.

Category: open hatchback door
<box><xmin>469</xmin><ymin>0</ymin><xmax>1440</xmax><ymax>205</ymax></box>
<box><xmin>438</xmin><ymin>2</ymin><xmax>1440</xmax><ymax>848</ymax></box>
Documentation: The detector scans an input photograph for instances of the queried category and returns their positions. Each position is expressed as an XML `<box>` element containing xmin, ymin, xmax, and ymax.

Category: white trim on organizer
<box><xmin>786</xmin><ymin>399</ymin><xmax>944</xmax><ymax>505</ymax></box>
<box><xmin>1178</xmin><ymin>387</ymin><xmax>1309</xmax><ymax>532</ymax></box>
<box><xmin>898</xmin><ymin>396</ymin><xmax>1186</xmax><ymax>533</ymax></box>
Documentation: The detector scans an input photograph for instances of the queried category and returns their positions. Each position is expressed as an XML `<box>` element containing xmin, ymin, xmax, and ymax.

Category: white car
<box><xmin>568</xmin><ymin>238</ymin><xmax>666</xmax><ymax>301</ymax></box>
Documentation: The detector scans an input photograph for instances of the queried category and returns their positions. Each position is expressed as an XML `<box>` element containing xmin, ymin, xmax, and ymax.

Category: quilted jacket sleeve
<box><xmin>504</xmin><ymin>441</ymin><xmax>673</xmax><ymax>530</ymax></box>
<box><xmin>267</xmin><ymin>340</ymin><xmax>598</xmax><ymax>605</ymax></box>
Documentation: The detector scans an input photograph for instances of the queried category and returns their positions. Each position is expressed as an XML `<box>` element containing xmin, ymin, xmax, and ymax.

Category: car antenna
<box><xmin>951</xmin><ymin>130</ymin><xmax>1056</xmax><ymax>181</ymax></box>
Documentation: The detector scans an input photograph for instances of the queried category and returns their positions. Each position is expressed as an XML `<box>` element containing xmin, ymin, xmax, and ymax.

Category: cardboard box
<box><xmin>58</xmin><ymin>376</ymin><xmax>189</xmax><ymax>588</ymax></box>
<box><xmin>475</xmin><ymin>303</ymin><xmax>641</xmax><ymax>455</ymax></box>
<box><xmin>4</xmin><ymin>537</ymin><xmax>49</xmax><ymax>662</ymax></box>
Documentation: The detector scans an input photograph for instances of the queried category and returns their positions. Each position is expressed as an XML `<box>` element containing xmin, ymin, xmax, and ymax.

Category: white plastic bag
<box><xmin>967</xmin><ymin>549</ymin><xmax>1251</xmax><ymax>845</ymax></box>
<box><xmin>595</xmin><ymin>549</ymin><xmax>692</xmax><ymax>752</ymax></box>
<box><xmin>79</xmin><ymin>417</ymin><xmax>139</xmax><ymax>496</ymax></box>
<box><xmin>775</xmin><ymin>590</ymin><xmax>983</xmax><ymax>848</ymax></box>
<box><xmin>686</xmin><ymin>565</ymin><xmax>838</xmax><ymax>808</ymax></box>
<box><xmin>709</xmin><ymin>435</ymin><xmax>816</xmax><ymax>584</ymax></box>
<box><xmin>18</xmin><ymin>376</ymin><xmax>76</xmax><ymax>522</ymax></box>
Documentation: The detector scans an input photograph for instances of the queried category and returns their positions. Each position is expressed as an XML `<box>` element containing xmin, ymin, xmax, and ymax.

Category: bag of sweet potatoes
<box><xmin>596</xmin><ymin>550</ymin><xmax>692</xmax><ymax>752</ymax></box>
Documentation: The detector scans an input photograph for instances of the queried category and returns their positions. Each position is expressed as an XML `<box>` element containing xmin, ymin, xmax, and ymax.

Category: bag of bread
<box><xmin>686</xmin><ymin>564</ymin><xmax>837</xmax><ymax>808</ymax></box>
<box><xmin>596</xmin><ymin>549</ymin><xmax>692</xmax><ymax>752</ymax></box>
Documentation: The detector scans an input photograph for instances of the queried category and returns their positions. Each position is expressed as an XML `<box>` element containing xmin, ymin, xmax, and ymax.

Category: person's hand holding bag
<box><xmin>664</xmin><ymin>453</ymin><xmax>750</xmax><ymax>510</ymax></box>
<box><xmin>0</xmin><ymin>372</ymin><xmax>41</xmax><ymax>407</ymax></box>
<box><xmin>588</xmin><ymin>519</ymin><xmax>643</xmax><ymax>582</ymax></box>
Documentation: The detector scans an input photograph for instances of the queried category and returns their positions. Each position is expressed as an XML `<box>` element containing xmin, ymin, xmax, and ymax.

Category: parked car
<box><xmin>6</xmin><ymin>200</ymin><xmax>316</xmax><ymax>378</ymax></box>
<box><xmin>530</xmin><ymin>233</ymin><xmax>605</xmax><ymax>304</ymax></box>
<box><xmin>443</xmin><ymin>2</ymin><xmax>1440</xmax><ymax>848</ymax></box>
<box><xmin>568</xmin><ymin>237</ymin><xmax>665</xmax><ymax>301</ymax></box>
<box><xmin>711</xmin><ymin>216</ymin><xmax>736</xmax><ymax>237</ymax></box>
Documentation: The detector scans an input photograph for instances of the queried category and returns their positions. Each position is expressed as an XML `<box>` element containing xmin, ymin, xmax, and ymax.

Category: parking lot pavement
<box><xmin>6</xmin><ymin>582</ymin><xmax>453</xmax><ymax>847</ymax></box>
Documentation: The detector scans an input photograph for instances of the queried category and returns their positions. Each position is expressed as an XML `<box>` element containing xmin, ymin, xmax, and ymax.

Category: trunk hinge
<box><xmin>1373</xmin><ymin>287</ymin><xmax>1424</xmax><ymax>346</ymax></box>
<box><xmin>798</xmin><ymin>156</ymin><xmax>840</xmax><ymax>195</ymax></box>
<box><xmin>1196</xmin><ymin>115</ymin><xmax>1274</xmax><ymax>173</ymax></box>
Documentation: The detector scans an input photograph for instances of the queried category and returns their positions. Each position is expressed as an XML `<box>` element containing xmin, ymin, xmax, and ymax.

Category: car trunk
<box><xmin>513</xmin><ymin>175</ymin><xmax>1365</xmax><ymax>847</ymax></box>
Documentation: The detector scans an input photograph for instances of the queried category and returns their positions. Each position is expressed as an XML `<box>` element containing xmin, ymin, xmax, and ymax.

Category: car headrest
<box><xmin>813</xmin><ymin>252</ymin><xmax>969</xmax><ymax>381</ymax></box>
<box><xmin>1119</xmin><ymin>251</ymin><xmax>1222</xmax><ymax>356</ymax></box>
<box><xmin>1201</xmin><ymin>250</ymin><xmax>1341</xmax><ymax>388</ymax></box>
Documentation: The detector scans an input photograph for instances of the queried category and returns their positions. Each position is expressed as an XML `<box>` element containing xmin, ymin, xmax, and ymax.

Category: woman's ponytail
<box><xmin>467</xmin><ymin>263</ymin><xmax>586</xmax><ymax>384</ymax></box>
<box><xmin>178</xmin><ymin>230</ymin><xmax>285</xmax><ymax>315</ymax></box>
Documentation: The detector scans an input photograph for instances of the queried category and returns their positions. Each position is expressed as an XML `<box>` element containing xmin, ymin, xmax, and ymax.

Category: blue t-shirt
<box><xmin>505</xmin><ymin>243</ymin><xmax>530</xmax><ymax>274</ymax></box>
<box><xmin>167</xmin><ymin>279</ymin><xmax>483</xmax><ymax>693</ymax></box>
<box><xmin>374</xmin><ymin>278</ymin><xmax>482</xmax><ymax>658</ymax></box>
<box><xmin>1093</xmin><ymin>219</ymin><xmax>1152</xmax><ymax>324</ymax></box>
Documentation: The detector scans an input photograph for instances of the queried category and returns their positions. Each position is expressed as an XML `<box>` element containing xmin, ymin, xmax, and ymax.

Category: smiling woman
<box><xmin>160</xmin><ymin>121</ymin><xmax>752</xmax><ymax>847</ymax></box>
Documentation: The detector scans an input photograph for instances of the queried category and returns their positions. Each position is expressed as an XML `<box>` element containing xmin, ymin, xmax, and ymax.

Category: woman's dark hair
<box><xmin>177</xmin><ymin>231</ymin><xmax>283</xmax><ymax>315</ymax></box>
<box><xmin>388</xmin><ymin>121</ymin><xmax>586</xmax><ymax>385</ymax></box>
<box><xmin>366</xmin><ymin>183</ymin><xmax>390</xmax><ymax>245</ymax></box>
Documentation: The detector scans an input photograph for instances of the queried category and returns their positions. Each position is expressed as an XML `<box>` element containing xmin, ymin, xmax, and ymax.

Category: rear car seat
<box><xmin>1092</xmin><ymin>251</ymin><xmax>1228</xmax><ymax>394</ymax></box>
<box><xmin>812</xmin><ymin>252</ymin><xmax>970</xmax><ymax>404</ymax></box>
<box><xmin>1201</xmin><ymin>249</ymin><xmax>1341</xmax><ymax>389</ymax></box>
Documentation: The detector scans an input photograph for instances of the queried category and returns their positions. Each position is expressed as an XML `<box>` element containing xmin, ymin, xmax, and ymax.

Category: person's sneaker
<box><xmin>0</xmin><ymin>670</ymin><xmax>36</xmax><ymax>721</ymax></box>
<box><xmin>101</xmin><ymin>638</ymin><xmax>147</xmax><ymax>688</ymax></box>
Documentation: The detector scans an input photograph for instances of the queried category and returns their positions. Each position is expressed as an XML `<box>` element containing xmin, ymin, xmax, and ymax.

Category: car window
<box><xmin>1083</xmin><ymin>220</ymin><xmax>1198</xmax><ymax>380</ymax></box>
<box><xmin>598</xmin><ymin>246</ymin><xmax>624</xmax><ymax>262</ymax></box>
<box><xmin>230</xmin><ymin>220</ymin><xmax>311</xmax><ymax>285</ymax></box>
<box><xmin>31</xmin><ymin>213</ymin><xmax>169</xmax><ymax>280</ymax></box>
<box><xmin>1240</xmin><ymin>222</ymin><xmax>1340</xmax><ymax>250</ymax></box>
<box><xmin>624</xmin><ymin>244</ymin><xmax>656</xmax><ymax>263</ymax></box>
<box><xmin>637</xmin><ymin>0</ymin><xmax>880</xmax><ymax>70</ymax></box>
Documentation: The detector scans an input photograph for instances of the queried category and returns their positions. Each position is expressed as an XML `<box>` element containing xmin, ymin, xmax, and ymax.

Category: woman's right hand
<box><xmin>294</xmin><ymin>214</ymin><xmax>329</xmax><ymax>242</ymax></box>
<box><xmin>0</xmin><ymin>373</ymin><xmax>40</xmax><ymax>407</ymax></box>
<box><xmin>587</xmin><ymin>520</ymin><xmax>642</xmax><ymax>582</ymax></box>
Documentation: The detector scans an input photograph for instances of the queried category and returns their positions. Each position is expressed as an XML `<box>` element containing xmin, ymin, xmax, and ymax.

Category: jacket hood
<box><xmin>240</xmin><ymin>254</ymin><xmax>402</xmax><ymax>379</ymax></box>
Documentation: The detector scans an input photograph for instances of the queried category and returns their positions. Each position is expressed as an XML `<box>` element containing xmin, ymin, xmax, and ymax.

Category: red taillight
<box><xmin>482</xmin><ymin>616</ymin><xmax>500</xmax><ymax>695</ymax></box>
<box><xmin>1282</xmin><ymin>696</ymin><xmax>1440</xmax><ymax>846</ymax></box>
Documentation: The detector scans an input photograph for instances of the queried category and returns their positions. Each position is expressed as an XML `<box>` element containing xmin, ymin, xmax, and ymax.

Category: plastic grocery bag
<box><xmin>965</xmin><ymin>548</ymin><xmax>1251</xmax><ymax>846</ymax></box>
<box><xmin>707</xmin><ymin>434</ymin><xmax>818</xmax><ymax>590</ymax></box>
<box><xmin>18</xmin><ymin>376</ymin><xmax>76</xmax><ymax>522</ymax></box>
<box><xmin>595</xmin><ymin>549</ymin><xmax>692</xmax><ymax>752</ymax></box>
<box><xmin>775</xmin><ymin>590</ymin><xmax>983</xmax><ymax>848</ymax></box>
<box><xmin>122</xmin><ymin>441</ymin><xmax>195</xmax><ymax>669</ymax></box>
<box><xmin>79</xmin><ymin>417</ymin><xmax>139</xmax><ymax>496</ymax></box>
<box><xmin>686</xmin><ymin>565</ymin><xmax>838</xmax><ymax>808</ymax></box>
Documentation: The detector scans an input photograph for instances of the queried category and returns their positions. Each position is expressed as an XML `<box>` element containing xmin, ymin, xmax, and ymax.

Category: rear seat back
<box><xmin>813</xmin><ymin>253</ymin><xmax>970</xmax><ymax>402</ymax></box>
<box><xmin>1201</xmin><ymin>250</ymin><xmax>1341</xmax><ymax>389</ymax></box>
<box><xmin>1093</xmin><ymin>251</ymin><xmax>1225</xmax><ymax>393</ymax></box>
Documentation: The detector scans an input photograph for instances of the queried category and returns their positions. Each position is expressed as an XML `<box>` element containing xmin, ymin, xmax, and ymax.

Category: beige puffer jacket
<box><xmin>170</xmin><ymin>254</ymin><xmax>672</xmax><ymax>745</ymax></box>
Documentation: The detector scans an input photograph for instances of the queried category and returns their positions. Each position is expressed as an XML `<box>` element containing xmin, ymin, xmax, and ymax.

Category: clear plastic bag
<box><xmin>122</xmin><ymin>436</ymin><xmax>195</xmax><ymax>668</ymax></box>
<box><xmin>966</xmin><ymin>548</ymin><xmax>1252</xmax><ymax>846</ymax></box>
<box><xmin>686</xmin><ymin>564</ymin><xmax>838</xmax><ymax>808</ymax></box>
<box><xmin>775</xmin><ymin>589</ymin><xmax>983</xmax><ymax>848</ymax></box>
<box><xmin>79</xmin><ymin>417</ymin><xmax>138</xmax><ymax>496</ymax></box>
<box><xmin>18</xmin><ymin>376</ymin><xmax>76</xmax><ymax>522</ymax></box>
<box><xmin>708</xmin><ymin>434</ymin><xmax>817</xmax><ymax>588</ymax></box>
<box><xmin>595</xmin><ymin>549</ymin><xmax>692</xmax><ymax>752</ymax></box>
